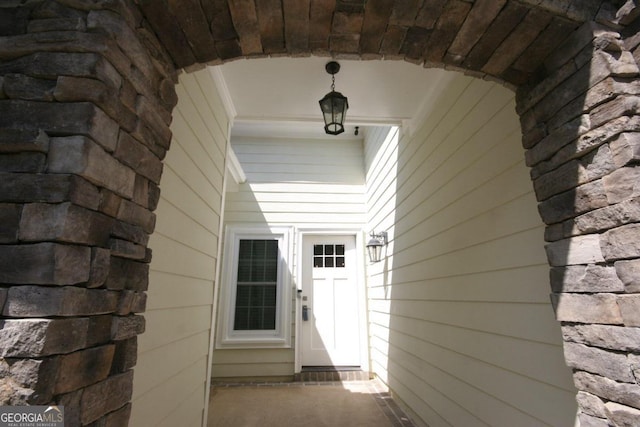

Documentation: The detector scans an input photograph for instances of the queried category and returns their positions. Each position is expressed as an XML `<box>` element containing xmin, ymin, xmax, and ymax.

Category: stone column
<box><xmin>516</xmin><ymin>6</ymin><xmax>640</xmax><ymax>426</ymax></box>
<box><xmin>0</xmin><ymin>1</ymin><xmax>176</xmax><ymax>425</ymax></box>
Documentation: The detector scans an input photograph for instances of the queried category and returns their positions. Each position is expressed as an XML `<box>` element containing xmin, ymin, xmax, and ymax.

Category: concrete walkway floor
<box><xmin>208</xmin><ymin>379</ymin><xmax>417</xmax><ymax>427</ymax></box>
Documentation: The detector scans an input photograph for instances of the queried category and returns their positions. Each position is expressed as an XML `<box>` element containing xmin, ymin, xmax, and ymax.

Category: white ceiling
<box><xmin>214</xmin><ymin>56</ymin><xmax>457</xmax><ymax>139</ymax></box>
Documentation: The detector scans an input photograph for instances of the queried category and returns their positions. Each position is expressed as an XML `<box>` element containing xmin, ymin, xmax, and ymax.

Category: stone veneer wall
<box><xmin>516</xmin><ymin>15</ymin><xmax>640</xmax><ymax>426</ymax></box>
<box><xmin>0</xmin><ymin>1</ymin><xmax>177</xmax><ymax>425</ymax></box>
<box><xmin>0</xmin><ymin>1</ymin><xmax>639</xmax><ymax>426</ymax></box>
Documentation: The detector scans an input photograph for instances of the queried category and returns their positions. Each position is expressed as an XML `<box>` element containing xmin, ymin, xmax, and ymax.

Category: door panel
<box><xmin>301</xmin><ymin>235</ymin><xmax>360</xmax><ymax>367</ymax></box>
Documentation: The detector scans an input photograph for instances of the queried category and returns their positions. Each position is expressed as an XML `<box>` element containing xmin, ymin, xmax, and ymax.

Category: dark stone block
<box><xmin>80</xmin><ymin>371</ymin><xmax>133</xmax><ymax>425</ymax></box>
<box><xmin>32</xmin><ymin>1</ymin><xmax>86</xmax><ymax>20</ymax></box>
<box><xmin>115</xmin><ymin>290</ymin><xmax>145</xmax><ymax>316</ymax></box>
<box><xmin>117</xmin><ymin>199</ymin><xmax>156</xmax><ymax>234</ymax></box>
<box><xmin>54</xmin><ymin>75</ymin><xmax>137</xmax><ymax>132</ymax></box>
<box><xmin>99</xmin><ymin>189</ymin><xmax>122</xmax><ymax>217</ymax></box>
<box><xmin>87</xmin><ymin>9</ymin><xmax>163</xmax><ymax>86</ymax></box>
<box><xmin>115</xmin><ymin>132</ymin><xmax>163</xmax><ymax>184</ymax></box>
<box><xmin>87</xmin><ymin>315</ymin><xmax>113</xmax><ymax>347</ymax></box>
<box><xmin>54</xmin><ymin>345</ymin><xmax>115</xmax><ymax>394</ymax></box>
<box><xmin>68</xmin><ymin>175</ymin><xmax>102</xmax><ymax>211</ymax></box>
<box><xmin>27</xmin><ymin>18</ymin><xmax>86</xmax><ymax>33</ymax></box>
<box><xmin>0</xmin><ymin>129</ymin><xmax>49</xmax><ymax>154</ymax></box>
<box><xmin>48</xmin><ymin>136</ymin><xmax>136</xmax><ymax>199</ymax></box>
<box><xmin>56</xmin><ymin>389</ymin><xmax>82</xmax><ymax>427</ymax></box>
<box><xmin>141</xmin><ymin>247</ymin><xmax>152</xmax><ymax>263</ymax></box>
<box><xmin>100</xmin><ymin>402</ymin><xmax>131</xmax><ymax>427</ymax></box>
<box><xmin>0</xmin><ymin>100</ymin><xmax>119</xmax><ymax>153</ymax></box>
<box><xmin>3</xmin><ymin>74</ymin><xmax>56</xmax><ymax>101</ymax></box>
<box><xmin>0</xmin><ymin>7</ymin><xmax>29</xmax><ymax>36</ymax></box>
<box><xmin>0</xmin><ymin>288</ymin><xmax>6</xmax><ymax>313</ymax></box>
<box><xmin>105</xmin><ymin>257</ymin><xmax>149</xmax><ymax>291</ymax></box>
<box><xmin>537</xmin><ymin>180</ymin><xmax>608</xmax><ymax>224</ymax></box>
<box><xmin>19</xmin><ymin>202</ymin><xmax>114</xmax><ymax>246</ymax></box>
<box><xmin>158</xmin><ymin>77</ymin><xmax>177</xmax><ymax>109</ymax></box>
<box><xmin>132</xmin><ymin>174</ymin><xmax>149</xmax><ymax>209</ymax></box>
<box><xmin>0</xmin><ymin>51</ymin><xmax>105</xmax><ymax>82</ymax></box>
<box><xmin>0</xmin><ymin>173</ymin><xmax>92</xmax><ymax>204</ymax></box>
<box><xmin>89</xmin><ymin>247</ymin><xmax>111</xmax><ymax>288</ymax></box>
<box><xmin>533</xmin><ymin>144</ymin><xmax>616</xmax><ymax>201</ymax></box>
<box><xmin>147</xmin><ymin>180</ymin><xmax>161</xmax><ymax>212</ymax></box>
<box><xmin>0</xmin><ymin>243</ymin><xmax>90</xmax><ymax>285</ymax></box>
<box><xmin>0</xmin><ymin>172</ymin><xmax>101</xmax><ymax>214</ymax></box>
<box><xmin>3</xmin><ymin>286</ymin><xmax>118</xmax><ymax>317</ymax></box>
<box><xmin>0</xmin><ymin>152</ymin><xmax>47</xmax><ymax>173</ymax></box>
<box><xmin>118</xmin><ymin>76</ymin><xmax>137</xmax><ymax>111</ymax></box>
<box><xmin>115</xmin><ymin>290</ymin><xmax>135</xmax><ymax>316</ymax></box>
<box><xmin>110</xmin><ymin>315</ymin><xmax>145</xmax><ymax>340</ymax></box>
<box><xmin>109</xmin><ymin>238</ymin><xmax>146</xmax><ymax>260</ymax></box>
<box><xmin>0</xmin><ymin>203</ymin><xmax>21</xmax><ymax>243</ymax></box>
<box><xmin>525</xmin><ymin>114</ymin><xmax>590</xmax><ymax>168</ymax></box>
<box><xmin>110</xmin><ymin>338</ymin><xmax>137</xmax><ymax>374</ymax></box>
<box><xmin>111</xmin><ymin>220</ymin><xmax>149</xmax><ymax>246</ymax></box>
<box><xmin>131</xmin><ymin>292</ymin><xmax>147</xmax><ymax>313</ymax></box>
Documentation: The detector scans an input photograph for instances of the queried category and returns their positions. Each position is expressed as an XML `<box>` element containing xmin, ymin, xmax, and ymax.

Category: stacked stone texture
<box><xmin>1</xmin><ymin>1</ymin><xmax>640</xmax><ymax>426</ymax></box>
<box><xmin>516</xmin><ymin>7</ymin><xmax>640</xmax><ymax>426</ymax></box>
<box><xmin>0</xmin><ymin>1</ymin><xmax>177</xmax><ymax>425</ymax></box>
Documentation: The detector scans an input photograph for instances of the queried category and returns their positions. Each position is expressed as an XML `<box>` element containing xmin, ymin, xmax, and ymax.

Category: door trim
<box><xmin>294</xmin><ymin>228</ymin><xmax>369</xmax><ymax>374</ymax></box>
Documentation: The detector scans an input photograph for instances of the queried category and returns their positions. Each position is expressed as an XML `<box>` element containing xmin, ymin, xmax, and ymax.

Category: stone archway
<box><xmin>0</xmin><ymin>1</ymin><xmax>639</xmax><ymax>425</ymax></box>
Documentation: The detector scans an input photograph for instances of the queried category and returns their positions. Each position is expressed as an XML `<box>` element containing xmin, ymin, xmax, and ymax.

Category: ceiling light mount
<box><xmin>319</xmin><ymin>61</ymin><xmax>349</xmax><ymax>136</ymax></box>
<box><xmin>325</xmin><ymin>61</ymin><xmax>340</xmax><ymax>75</ymax></box>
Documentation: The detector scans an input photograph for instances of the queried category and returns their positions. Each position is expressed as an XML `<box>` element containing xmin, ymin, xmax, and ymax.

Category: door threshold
<box><xmin>301</xmin><ymin>366</ymin><xmax>361</xmax><ymax>372</ymax></box>
<box><xmin>296</xmin><ymin>367</ymin><xmax>370</xmax><ymax>382</ymax></box>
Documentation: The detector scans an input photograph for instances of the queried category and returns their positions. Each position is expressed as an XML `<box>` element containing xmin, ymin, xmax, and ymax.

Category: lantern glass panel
<box><xmin>319</xmin><ymin>91</ymin><xmax>348</xmax><ymax>135</ymax></box>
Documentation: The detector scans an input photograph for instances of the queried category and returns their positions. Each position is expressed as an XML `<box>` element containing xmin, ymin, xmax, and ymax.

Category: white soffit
<box><xmin>214</xmin><ymin>57</ymin><xmax>454</xmax><ymax>131</ymax></box>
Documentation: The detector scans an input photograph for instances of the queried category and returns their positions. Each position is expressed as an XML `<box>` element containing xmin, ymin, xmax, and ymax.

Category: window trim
<box><xmin>216</xmin><ymin>225</ymin><xmax>293</xmax><ymax>348</ymax></box>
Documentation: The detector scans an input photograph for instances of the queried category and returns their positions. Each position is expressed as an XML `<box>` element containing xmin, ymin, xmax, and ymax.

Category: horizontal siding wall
<box><xmin>213</xmin><ymin>136</ymin><xmax>366</xmax><ymax>379</ymax></box>
<box><xmin>365</xmin><ymin>75</ymin><xmax>577</xmax><ymax>427</ymax></box>
<box><xmin>226</xmin><ymin>137</ymin><xmax>365</xmax><ymax>226</ymax></box>
<box><xmin>131</xmin><ymin>68</ymin><xmax>228</xmax><ymax>426</ymax></box>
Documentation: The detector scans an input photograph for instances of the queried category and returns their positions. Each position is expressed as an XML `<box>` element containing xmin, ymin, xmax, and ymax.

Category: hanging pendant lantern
<box><xmin>319</xmin><ymin>61</ymin><xmax>349</xmax><ymax>135</ymax></box>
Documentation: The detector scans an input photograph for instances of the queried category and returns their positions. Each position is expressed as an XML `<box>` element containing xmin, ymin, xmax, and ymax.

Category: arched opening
<box><xmin>142</xmin><ymin>57</ymin><xmax>576</xmax><ymax>426</ymax></box>
<box><xmin>1</xmin><ymin>2</ymin><xmax>638</xmax><ymax>426</ymax></box>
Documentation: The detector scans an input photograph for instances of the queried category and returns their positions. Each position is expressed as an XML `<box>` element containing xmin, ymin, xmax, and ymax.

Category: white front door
<box><xmin>300</xmin><ymin>235</ymin><xmax>361</xmax><ymax>367</ymax></box>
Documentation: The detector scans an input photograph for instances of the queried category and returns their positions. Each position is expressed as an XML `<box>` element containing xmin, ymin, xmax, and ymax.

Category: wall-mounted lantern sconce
<box><xmin>366</xmin><ymin>231</ymin><xmax>387</xmax><ymax>263</ymax></box>
<box><xmin>319</xmin><ymin>61</ymin><xmax>349</xmax><ymax>135</ymax></box>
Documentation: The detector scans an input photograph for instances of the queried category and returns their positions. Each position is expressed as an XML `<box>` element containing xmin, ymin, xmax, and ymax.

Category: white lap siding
<box><xmin>131</xmin><ymin>68</ymin><xmax>229</xmax><ymax>427</ymax></box>
<box><xmin>365</xmin><ymin>75</ymin><xmax>577</xmax><ymax>427</ymax></box>
<box><xmin>212</xmin><ymin>135</ymin><xmax>366</xmax><ymax>379</ymax></box>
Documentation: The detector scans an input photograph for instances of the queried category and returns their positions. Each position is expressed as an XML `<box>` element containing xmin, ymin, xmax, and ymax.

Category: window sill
<box><xmin>216</xmin><ymin>336</ymin><xmax>291</xmax><ymax>349</ymax></box>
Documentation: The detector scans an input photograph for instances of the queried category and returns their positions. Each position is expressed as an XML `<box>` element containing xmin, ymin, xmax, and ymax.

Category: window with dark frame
<box><xmin>313</xmin><ymin>244</ymin><xmax>345</xmax><ymax>268</ymax></box>
<box><xmin>234</xmin><ymin>239</ymin><xmax>278</xmax><ymax>330</ymax></box>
